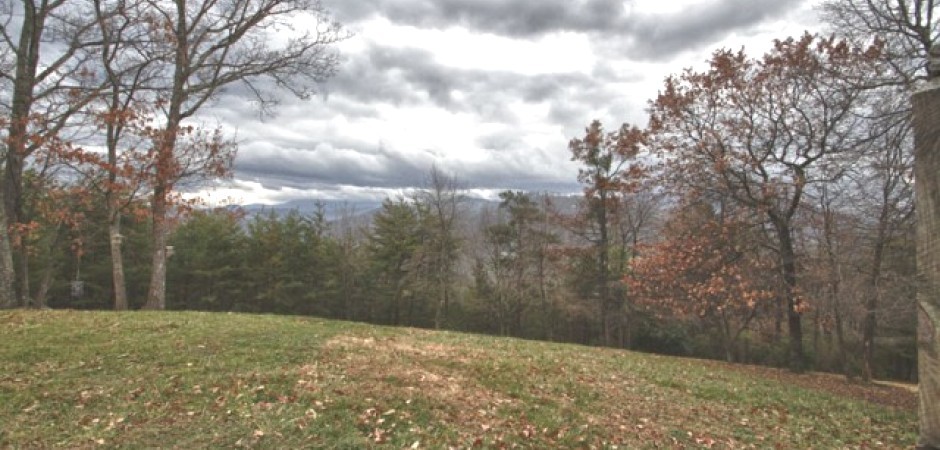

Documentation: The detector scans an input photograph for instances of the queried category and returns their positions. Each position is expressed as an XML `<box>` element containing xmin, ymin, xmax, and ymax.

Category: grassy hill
<box><xmin>0</xmin><ymin>310</ymin><xmax>917</xmax><ymax>448</ymax></box>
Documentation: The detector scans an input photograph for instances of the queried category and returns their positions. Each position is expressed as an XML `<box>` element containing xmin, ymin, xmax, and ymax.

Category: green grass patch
<box><xmin>0</xmin><ymin>310</ymin><xmax>917</xmax><ymax>448</ymax></box>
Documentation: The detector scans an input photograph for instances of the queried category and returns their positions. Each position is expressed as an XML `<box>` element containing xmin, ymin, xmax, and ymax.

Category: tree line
<box><xmin>0</xmin><ymin>0</ymin><xmax>348</xmax><ymax>312</ymax></box>
<box><xmin>32</xmin><ymin>138</ymin><xmax>918</xmax><ymax>385</ymax></box>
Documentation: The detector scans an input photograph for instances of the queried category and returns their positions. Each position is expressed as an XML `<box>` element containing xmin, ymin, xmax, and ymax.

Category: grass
<box><xmin>0</xmin><ymin>310</ymin><xmax>918</xmax><ymax>448</ymax></box>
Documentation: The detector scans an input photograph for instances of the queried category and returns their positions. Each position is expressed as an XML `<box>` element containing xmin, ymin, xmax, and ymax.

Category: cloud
<box><xmin>456</xmin><ymin>148</ymin><xmax>581</xmax><ymax>192</ymax></box>
<box><xmin>330</xmin><ymin>0</ymin><xmax>624</xmax><ymax>36</ymax></box>
<box><xmin>329</xmin><ymin>0</ymin><xmax>807</xmax><ymax>61</ymax></box>
<box><xmin>191</xmin><ymin>0</ymin><xmax>819</xmax><ymax>205</ymax></box>
<box><xmin>619</xmin><ymin>0</ymin><xmax>808</xmax><ymax>60</ymax></box>
<box><xmin>232</xmin><ymin>136</ymin><xmax>580</xmax><ymax>194</ymax></box>
<box><xmin>203</xmin><ymin>36</ymin><xmax>645</xmax><ymax>197</ymax></box>
<box><xmin>323</xmin><ymin>43</ymin><xmax>603</xmax><ymax>118</ymax></box>
<box><xmin>233</xmin><ymin>140</ymin><xmax>426</xmax><ymax>189</ymax></box>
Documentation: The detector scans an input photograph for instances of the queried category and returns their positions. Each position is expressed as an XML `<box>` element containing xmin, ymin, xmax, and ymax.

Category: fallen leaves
<box><xmin>0</xmin><ymin>311</ymin><xmax>919</xmax><ymax>448</ymax></box>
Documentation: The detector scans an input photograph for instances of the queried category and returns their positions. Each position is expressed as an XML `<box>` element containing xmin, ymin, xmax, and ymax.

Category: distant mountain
<box><xmin>238</xmin><ymin>192</ymin><xmax>584</xmax><ymax>223</ymax></box>
<box><xmin>240</xmin><ymin>199</ymin><xmax>384</xmax><ymax>220</ymax></box>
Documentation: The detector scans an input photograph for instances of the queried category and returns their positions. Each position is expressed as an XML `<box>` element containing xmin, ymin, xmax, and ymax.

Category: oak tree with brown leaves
<box><xmin>647</xmin><ymin>34</ymin><xmax>881</xmax><ymax>371</ymax></box>
<box><xmin>627</xmin><ymin>199</ymin><xmax>774</xmax><ymax>363</ymax></box>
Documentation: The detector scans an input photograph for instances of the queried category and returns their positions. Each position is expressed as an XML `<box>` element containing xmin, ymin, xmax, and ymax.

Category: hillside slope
<box><xmin>0</xmin><ymin>311</ymin><xmax>917</xmax><ymax>448</ymax></box>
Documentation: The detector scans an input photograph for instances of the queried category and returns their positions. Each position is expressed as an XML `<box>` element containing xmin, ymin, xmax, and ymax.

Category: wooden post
<box><xmin>913</xmin><ymin>60</ymin><xmax>940</xmax><ymax>449</ymax></box>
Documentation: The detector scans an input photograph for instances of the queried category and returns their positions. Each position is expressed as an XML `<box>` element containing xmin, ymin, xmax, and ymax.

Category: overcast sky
<box><xmin>195</xmin><ymin>0</ymin><xmax>822</xmax><ymax>206</ymax></box>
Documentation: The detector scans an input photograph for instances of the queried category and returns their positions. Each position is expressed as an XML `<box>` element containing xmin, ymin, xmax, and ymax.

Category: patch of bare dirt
<box><xmin>321</xmin><ymin>334</ymin><xmax>516</xmax><ymax>413</ymax></box>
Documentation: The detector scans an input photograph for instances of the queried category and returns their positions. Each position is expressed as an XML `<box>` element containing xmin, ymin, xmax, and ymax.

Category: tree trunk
<box><xmin>110</xmin><ymin>219</ymin><xmax>128</xmax><ymax>310</ymax></box>
<box><xmin>34</xmin><ymin>263</ymin><xmax>54</xmax><ymax>309</ymax></box>
<box><xmin>105</xmin><ymin>89</ymin><xmax>128</xmax><ymax>311</ymax></box>
<box><xmin>721</xmin><ymin>315</ymin><xmax>735</xmax><ymax>363</ymax></box>
<box><xmin>33</xmin><ymin>223</ymin><xmax>65</xmax><ymax>309</ymax></box>
<box><xmin>861</xmin><ymin>289</ymin><xmax>880</xmax><ymax>382</ymax></box>
<box><xmin>812</xmin><ymin>308</ymin><xmax>821</xmax><ymax>363</ymax></box>
<box><xmin>143</xmin><ymin>0</ymin><xmax>187</xmax><ymax>310</ymax></box>
<box><xmin>598</xmin><ymin>191</ymin><xmax>611</xmax><ymax>346</ymax></box>
<box><xmin>822</xmin><ymin>202</ymin><xmax>851</xmax><ymax>377</ymax></box>
<box><xmin>913</xmin><ymin>83</ymin><xmax>940</xmax><ymax>450</ymax></box>
<box><xmin>0</xmin><ymin>187</ymin><xmax>16</xmax><ymax>309</ymax></box>
<box><xmin>774</xmin><ymin>219</ymin><xmax>805</xmax><ymax>372</ymax></box>
<box><xmin>143</xmin><ymin>184</ymin><xmax>169</xmax><ymax>310</ymax></box>
<box><xmin>392</xmin><ymin>276</ymin><xmax>402</xmax><ymax>326</ymax></box>
<box><xmin>863</xmin><ymin>207</ymin><xmax>890</xmax><ymax>382</ymax></box>
<box><xmin>3</xmin><ymin>1</ymin><xmax>44</xmax><ymax>308</ymax></box>
<box><xmin>834</xmin><ymin>295</ymin><xmax>850</xmax><ymax>377</ymax></box>
<box><xmin>19</xmin><ymin>249</ymin><xmax>30</xmax><ymax>307</ymax></box>
<box><xmin>538</xmin><ymin>252</ymin><xmax>550</xmax><ymax>340</ymax></box>
<box><xmin>434</xmin><ymin>257</ymin><xmax>449</xmax><ymax>329</ymax></box>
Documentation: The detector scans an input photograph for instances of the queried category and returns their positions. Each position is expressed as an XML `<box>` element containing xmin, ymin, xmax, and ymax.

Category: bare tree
<box><xmin>88</xmin><ymin>0</ymin><xmax>160</xmax><ymax>310</ymax></box>
<box><xmin>821</xmin><ymin>0</ymin><xmax>938</xmax><ymax>86</ymax></box>
<box><xmin>136</xmin><ymin>0</ymin><xmax>347</xmax><ymax>310</ymax></box>
<box><xmin>532</xmin><ymin>193</ymin><xmax>563</xmax><ymax>341</ymax></box>
<box><xmin>809</xmin><ymin>183</ymin><xmax>857</xmax><ymax>376</ymax></box>
<box><xmin>856</xmin><ymin>99</ymin><xmax>915</xmax><ymax>382</ymax></box>
<box><xmin>614</xmin><ymin>188</ymin><xmax>663</xmax><ymax>347</ymax></box>
<box><xmin>475</xmin><ymin>203</ymin><xmax>516</xmax><ymax>336</ymax></box>
<box><xmin>421</xmin><ymin>165</ymin><xmax>462</xmax><ymax>329</ymax></box>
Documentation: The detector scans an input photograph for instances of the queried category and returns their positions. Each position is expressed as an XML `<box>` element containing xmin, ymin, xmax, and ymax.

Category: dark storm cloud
<box><xmin>620</xmin><ymin>0</ymin><xmax>806</xmax><ymax>60</ymax></box>
<box><xmin>233</xmin><ymin>141</ymin><xmax>578</xmax><ymax>193</ymax></box>
<box><xmin>327</xmin><ymin>0</ymin><xmax>806</xmax><ymax>61</ymax></box>
<box><xmin>324</xmin><ymin>42</ymin><xmax>611</xmax><ymax>125</ymax></box>
<box><xmin>328</xmin><ymin>0</ymin><xmax>623</xmax><ymax>36</ymax></box>
<box><xmin>234</xmin><ymin>142</ymin><xmax>430</xmax><ymax>190</ymax></box>
<box><xmin>202</xmin><ymin>75</ymin><xmax>383</xmax><ymax>129</ymax></box>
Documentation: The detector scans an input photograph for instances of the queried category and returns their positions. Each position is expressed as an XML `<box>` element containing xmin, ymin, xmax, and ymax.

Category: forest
<box><xmin>0</xmin><ymin>0</ymin><xmax>932</xmax><ymax>390</ymax></box>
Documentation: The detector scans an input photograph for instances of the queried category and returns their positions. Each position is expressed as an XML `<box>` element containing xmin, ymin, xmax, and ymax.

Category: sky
<box><xmin>195</xmin><ymin>0</ymin><xmax>823</xmax><ymax>206</ymax></box>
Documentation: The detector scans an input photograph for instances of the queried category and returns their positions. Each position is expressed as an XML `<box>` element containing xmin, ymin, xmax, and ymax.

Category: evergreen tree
<box><xmin>367</xmin><ymin>198</ymin><xmax>427</xmax><ymax>326</ymax></box>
